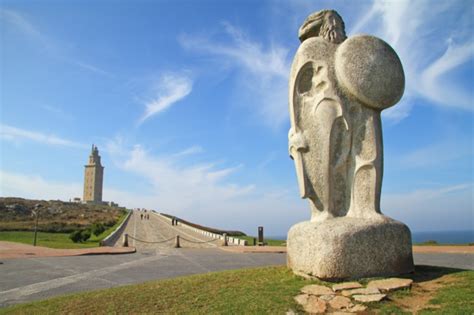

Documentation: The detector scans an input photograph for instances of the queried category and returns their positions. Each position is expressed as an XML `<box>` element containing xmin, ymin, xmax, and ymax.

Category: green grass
<box><xmin>419</xmin><ymin>270</ymin><xmax>474</xmax><ymax>314</ymax></box>
<box><xmin>0</xmin><ymin>212</ymin><xmax>129</xmax><ymax>249</ymax></box>
<box><xmin>0</xmin><ymin>266</ymin><xmax>326</xmax><ymax>315</ymax></box>
<box><xmin>1</xmin><ymin>265</ymin><xmax>472</xmax><ymax>314</ymax></box>
<box><xmin>240</xmin><ymin>236</ymin><xmax>286</xmax><ymax>246</ymax></box>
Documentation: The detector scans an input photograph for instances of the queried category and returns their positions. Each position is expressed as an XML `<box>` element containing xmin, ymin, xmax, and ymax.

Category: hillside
<box><xmin>0</xmin><ymin>197</ymin><xmax>127</xmax><ymax>233</ymax></box>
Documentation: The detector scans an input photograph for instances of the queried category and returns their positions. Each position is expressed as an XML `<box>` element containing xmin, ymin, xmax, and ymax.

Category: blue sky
<box><xmin>1</xmin><ymin>0</ymin><xmax>473</xmax><ymax>236</ymax></box>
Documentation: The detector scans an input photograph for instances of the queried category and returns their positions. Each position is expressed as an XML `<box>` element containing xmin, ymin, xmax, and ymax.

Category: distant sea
<box><xmin>269</xmin><ymin>230</ymin><xmax>474</xmax><ymax>244</ymax></box>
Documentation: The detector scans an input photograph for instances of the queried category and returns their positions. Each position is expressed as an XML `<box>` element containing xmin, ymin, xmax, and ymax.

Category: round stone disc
<box><xmin>335</xmin><ymin>35</ymin><xmax>405</xmax><ymax>110</ymax></box>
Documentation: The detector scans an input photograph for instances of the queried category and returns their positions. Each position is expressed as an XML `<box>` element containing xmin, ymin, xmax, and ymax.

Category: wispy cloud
<box><xmin>103</xmin><ymin>139</ymin><xmax>308</xmax><ymax>234</ymax></box>
<box><xmin>172</xmin><ymin>145</ymin><xmax>204</xmax><ymax>158</ymax></box>
<box><xmin>0</xmin><ymin>124</ymin><xmax>86</xmax><ymax>148</ymax></box>
<box><xmin>397</xmin><ymin>139</ymin><xmax>472</xmax><ymax>168</ymax></box>
<box><xmin>138</xmin><ymin>74</ymin><xmax>193</xmax><ymax>124</ymax></box>
<box><xmin>350</xmin><ymin>0</ymin><xmax>473</xmax><ymax>121</ymax></box>
<box><xmin>0</xmin><ymin>8</ymin><xmax>111</xmax><ymax>77</ymax></box>
<box><xmin>179</xmin><ymin>22</ymin><xmax>291</xmax><ymax>128</ymax></box>
<box><xmin>383</xmin><ymin>183</ymin><xmax>473</xmax><ymax>231</ymax></box>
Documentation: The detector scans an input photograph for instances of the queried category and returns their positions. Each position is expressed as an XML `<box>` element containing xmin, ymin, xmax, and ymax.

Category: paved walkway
<box><xmin>0</xmin><ymin>241</ymin><xmax>135</xmax><ymax>260</ymax></box>
<box><xmin>117</xmin><ymin>211</ymin><xmax>225</xmax><ymax>250</ymax></box>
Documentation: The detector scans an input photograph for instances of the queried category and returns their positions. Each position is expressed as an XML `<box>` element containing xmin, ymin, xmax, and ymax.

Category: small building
<box><xmin>83</xmin><ymin>145</ymin><xmax>104</xmax><ymax>204</ymax></box>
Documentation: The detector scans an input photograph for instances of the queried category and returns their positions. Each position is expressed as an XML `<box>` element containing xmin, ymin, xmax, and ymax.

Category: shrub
<box><xmin>91</xmin><ymin>223</ymin><xmax>105</xmax><ymax>236</ymax></box>
<box><xmin>81</xmin><ymin>229</ymin><xmax>91</xmax><ymax>242</ymax></box>
<box><xmin>69</xmin><ymin>230</ymin><xmax>83</xmax><ymax>243</ymax></box>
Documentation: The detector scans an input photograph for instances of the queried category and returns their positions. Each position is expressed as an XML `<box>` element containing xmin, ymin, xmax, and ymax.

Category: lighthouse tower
<box><xmin>83</xmin><ymin>144</ymin><xmax>104</xmax><ymax>203</ymax></box>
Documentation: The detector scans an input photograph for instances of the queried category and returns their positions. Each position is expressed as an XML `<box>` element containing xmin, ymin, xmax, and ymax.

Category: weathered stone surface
<box><xmin>286</xmin><ymin>9</ymin><xmax>414</xmax><ymax>280</ymax></box>
<box><xmin>286</xmin><ymin>309</ymin><xmax>297</xmax><ymax>315</ymax></box>
<box><xmin>335</xmin><ymin>35</ymin><xmax>405</xmax><ymax>110</ymax></box>
<box><xmin>332</xmin><ymin>282</ymin><xmax>363</xmax><ymax>292</ymax></box>
<box><xmin>301</xmin><ymin>284</ymin><xmax>335</xmax><ymax>296</ymax></box>
<box><xmin>328</xmin><ymin>295</ymin><xmax>353</xmax><ymax>310</ymax></box>
<box><xmin>352</xmin><ymin>294</ymin><xmax>386</xmax><ymax>303</ymax></box>
<box><xmin>341</xmin><ymin>287</ymin><xmax>380</xmax><ymax>297</ymax></box>
<box><xmin>367</xmin><ymin>278</ymin><xmax>413</xmax><ymax>292</ymax></box>
<box><xmin>349</xmin><ymin>304</ymin><xmax>367</xmax><ymax>312</ymax></box>
<box><xmin>287</xmin><ymin>217</ymin><xmax>414</xmax><ymax>280</ymax></box>
<box><xmin>319</xmin><ymin>294</ymin><xmax>336</xmax><ymax>301</ymax></box>
<box><xmin>304</xmin><ymin>296</ymin><xmax>327</xmax><ymax>314</ymax></box>
<box><xmin>294</xmin><ymin>293</ymin><xmax>309</xmax><ymax>306</ymax></box>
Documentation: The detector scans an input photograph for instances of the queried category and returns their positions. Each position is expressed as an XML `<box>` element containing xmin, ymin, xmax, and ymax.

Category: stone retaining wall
<box><xmin>100</xmin><ymin>210</ymin><xmax>132</xmax><ymax>246</ymax></box>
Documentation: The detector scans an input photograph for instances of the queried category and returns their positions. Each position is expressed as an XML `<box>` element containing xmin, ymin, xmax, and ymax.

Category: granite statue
<box><xmin>287</xmin><ymin>10</ymin><xmax>414</xmax><ymax>280</ymax></box>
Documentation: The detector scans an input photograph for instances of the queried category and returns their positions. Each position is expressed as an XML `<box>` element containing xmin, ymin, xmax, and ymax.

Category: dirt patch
<box><xmin>389</xmin><ymin>271</ymin><xmax>458</xmax><ymax>313</ymax></box>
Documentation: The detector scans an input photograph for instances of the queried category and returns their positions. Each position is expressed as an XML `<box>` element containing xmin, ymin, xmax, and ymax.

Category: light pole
<box><xmin>32</xmin><ymin>203</ymin><xmax>43</xmax><ymax>246</ymax></box>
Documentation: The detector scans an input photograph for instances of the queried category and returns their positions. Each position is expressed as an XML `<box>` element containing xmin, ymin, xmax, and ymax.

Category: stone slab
<box><xmin>341</xmin><ymin>287</ymin><xmax>380</xmax><ymax>297</ymax></box>
<box><xmin>352</xmin><ymin>294</ymin><xmax>386</xmax><ymax>303</ymax></box>
<box><xmin>367</xmin><ymin>278</ymin><xmax>413</xmax><ymax>292</ymax></box>
<box><xmin>332</xmin><ymin>282</ymin><xmax>363</xmax><ymax>292</ymax></box>
<box><xmin>301</xmin><ymin>284</ymin><xmax>335</xmax><ymax>296</ymax></box>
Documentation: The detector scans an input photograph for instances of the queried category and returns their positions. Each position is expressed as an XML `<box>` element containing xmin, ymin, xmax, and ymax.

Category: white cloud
<box><xmin>138</xmin><ymin>74</ymin><xmax>193</xmax><ymax>124</ymax></box>
<box><xmin>179</xmin><ymin>22</ymin><xmax>291</xmax><ymax>128</ymax></box>
<box><xmin>172</xmin><ymin>145</ymin><xmax>204</xmax><ymax>158</ymax></box>
<box><xmin>383</xmin><ymin>183</ymin><xmax>473</xmax><ymax>232</ymax></box>
<box><xmin>420</xmin><ymin>41</ymin><xmax>474</xmax><ymax>110</ymax></box>
<box><xmin>0</xmin><ymin>8</ymin><xmax>111</xmax><ymax>77</ymax></box>
<box><xmin>0</xmin><ymin>170</ymin><xmax>81</xmax><ymax>200</ymax></box>
<box><xmin>353</xmin><ymin>0</ymin><xmax>473</xmax><ymax>120</ymax></box>
<box><xmin>397</xmin><ymin>139</ymin><xmax>472</xmax><ymax>168</ymax></box>
<box><xmin>103</xmin><ymin>139</ymin><xmax>308</xmax><ymax>234</ymax></box>
<box><xmin>0</xmin><ymin>124</ymin><xmax>86</xmax><ymax>148</ymax></box>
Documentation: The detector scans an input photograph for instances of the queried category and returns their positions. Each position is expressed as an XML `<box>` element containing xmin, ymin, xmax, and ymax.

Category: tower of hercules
<box><xmin>83</xmin><ymin>144</ymin><xmax>104</xmax><ymax>203</ymax></box>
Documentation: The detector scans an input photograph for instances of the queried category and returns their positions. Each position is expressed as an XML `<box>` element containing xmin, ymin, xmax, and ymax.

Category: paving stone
<box><xmin>319</xmin><ymin>294</ymin><xmax>336</xmax><ymax>301</ymax></box>
<box><xmin>352</xmin><ymin>293</ymin><xmax>386</xmax><ymax>303</ymax></box>
<box><xmin>367</xmin><ymin>278</ymin><xmax>413</xmax><ymax>292</ymax></box>
<box><xmin>332</xmin><ymin>282</ymin><xmax>363</xmax><ymax>292</ymax></box>
<box><xmin>341</xmin><ymin>287</ymin><xmax>380</xmax><ymax>296</ymax></box>
<box><xmin>328</xmin><ymin>295</ymin><xmax>353</xmax><ymax>310</ymax></box>
<box><xmin>349</xmin><ymin>304</ymin><xmax>368</xmax><ymax>312</ymax></box>
<box><xmin>294</xmin><ymin>293</ymin><xmax>309</xmax><ymax>306</ymax></box>
<box><xmin>304</xmin><ymin>296</ymin><xmax>327</xmax><ymax>314</ymax></box>
<box><xmin>301</xmin><ymin>284</ymin><xmax>335</xmax><ymax>296</ymax></box>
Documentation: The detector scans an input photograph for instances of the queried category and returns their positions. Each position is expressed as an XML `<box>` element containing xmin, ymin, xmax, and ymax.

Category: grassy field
<box><xmin>1</xmin><ymin>265</ymin><xmax>472</xmax><ymax>314</ymax></box>
<box><xmin>240</xmin><ymin>235</ymin><xmax>286</xmax><ymax>246</ymax></box>
<box><xmin>0</xmin><ymin>212</ymin><xmax>128</xmax><ymax>249</ymax></box>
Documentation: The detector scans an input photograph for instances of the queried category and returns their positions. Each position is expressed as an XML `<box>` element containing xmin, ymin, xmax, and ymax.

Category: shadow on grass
<box><xmin>409</xmin><ymin>265</ymin><xmax>467</xmax><ymax>283</ymax></box>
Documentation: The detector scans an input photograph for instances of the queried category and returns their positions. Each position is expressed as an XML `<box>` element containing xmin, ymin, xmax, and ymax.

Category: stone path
<box><xmin>117</xmin><ymin>211</ymin><xmax>225</xmax><ymax>251</ymax></box>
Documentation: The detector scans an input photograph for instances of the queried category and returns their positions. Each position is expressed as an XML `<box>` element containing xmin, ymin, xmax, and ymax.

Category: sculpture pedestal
<box><xmin>287</xmin><ymin>215</ymin><xmax>414</xmax><ymax>281</ymax></box>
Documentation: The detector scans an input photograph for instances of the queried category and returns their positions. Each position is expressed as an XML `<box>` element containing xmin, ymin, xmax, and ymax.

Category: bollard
<box><xmin>123</xmin><ymin>233</ymin><xmax>129</xmax><ymax>247</ymax></box>
<box><xmin>223</xmin><ymin>233</ymin><xmax>228</xmax><ymax>246</ymax></box>
<box><xmin>258</xmin><ymin>226</ymin><xmax>264</xmax><ymax>246</ymax></box>
<box><xmin>175</xmin><ymin>235</ymin><xmax>181</xmax><ymax>248</ymax></box>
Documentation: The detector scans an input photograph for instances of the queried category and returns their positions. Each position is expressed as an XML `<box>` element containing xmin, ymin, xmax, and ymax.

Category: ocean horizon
<box><xmin>268</xmin><ymin>229</ymin><xmax>474</xmax><ymax>244</ymax></box>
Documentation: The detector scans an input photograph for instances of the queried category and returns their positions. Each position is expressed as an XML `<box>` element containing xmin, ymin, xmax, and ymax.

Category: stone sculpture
<box><xmin>287</xmin><ymin>10</ymin><xmax>414</xmax><ymax>280</ymax></box>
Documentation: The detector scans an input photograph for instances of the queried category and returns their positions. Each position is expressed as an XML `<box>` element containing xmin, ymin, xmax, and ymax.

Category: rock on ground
<box><xmin>301</xmin><ymin>284</ymin><xmax>335</xmax><ymax>296</ymax></box>
<box><xmin>367</xmin><ymin>278</ymin><xmax>413</xmax><ymax>292</ymax></box>
<box><xmin>332</xmin><ymin>282</ymin><xmax>363</xmax><ymax>292</ymax></box>
<box><xmin>352</xmin><ymin>293</ymin><xmax>386</xmax><ymax>303</ymax></box>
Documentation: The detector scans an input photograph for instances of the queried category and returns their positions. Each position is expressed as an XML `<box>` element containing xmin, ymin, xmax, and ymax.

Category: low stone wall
<box><xmin>100</xmin><ymin>210</ymin><xmax>132</xmax><ymax>246</ymax></box>
<box><xmin>155</xmin><ymin>212</ymin><xmax>247</xmax><ymax>246</ymax></box>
